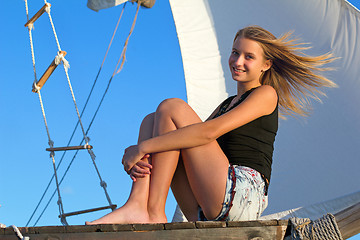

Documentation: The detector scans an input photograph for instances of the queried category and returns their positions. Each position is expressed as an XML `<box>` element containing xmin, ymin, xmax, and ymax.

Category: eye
<box><xmin>231</xmin><ymin>50</ymin><xmax>239</xmax><ymax>56</ymax></box>
<box><xmin>245</xmin><ymin>54</ymin><xmax>254</xmax><ymax>60</ymax></box>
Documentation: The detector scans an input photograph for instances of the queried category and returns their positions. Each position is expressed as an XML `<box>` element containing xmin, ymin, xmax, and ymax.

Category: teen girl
<box><xmin>87</xmin><ymin>26</ymin><xmax>336</xmax><ymax>224</ymax></box>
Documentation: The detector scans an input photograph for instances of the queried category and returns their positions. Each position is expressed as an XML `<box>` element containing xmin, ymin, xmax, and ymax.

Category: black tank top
<box><xmin>213</xmin><ymin>88</ymin><xmax>278</xmax><ymax>184</ymax></box>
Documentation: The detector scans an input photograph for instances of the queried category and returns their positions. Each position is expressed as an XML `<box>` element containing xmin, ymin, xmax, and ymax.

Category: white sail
<box><xmin>260</xmin><ymin>190</ymin><xmax>360</xmax><ymax>220</ymax></box>
<box><xmin>169</xmin><ymin>0</ymin><xmax>360</xmax><ymax>217</ymax></box>
<box><xmin>86</xmin><ymin>0</ymin><xmax>360</xmax><ymax>219</ymax></box>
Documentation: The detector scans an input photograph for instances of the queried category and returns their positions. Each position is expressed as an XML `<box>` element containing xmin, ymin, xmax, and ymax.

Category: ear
<box><xmin>263</xmin><ymin>59</ymin><xmax>273</xmax><ymax>72</ymax></box>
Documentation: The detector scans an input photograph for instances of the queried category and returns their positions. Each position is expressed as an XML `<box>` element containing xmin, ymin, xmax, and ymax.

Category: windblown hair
<box><xmin>235</xmin><ymin>26</ymin><xmax>337</xmax><ymax>117</ymax></box>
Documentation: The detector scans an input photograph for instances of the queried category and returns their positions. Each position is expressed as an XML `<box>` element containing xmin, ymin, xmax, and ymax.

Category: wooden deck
<box><xmin>1</xmin><ymin>220</ymin><xmax>289</xmax><ymax>240</ymax></box>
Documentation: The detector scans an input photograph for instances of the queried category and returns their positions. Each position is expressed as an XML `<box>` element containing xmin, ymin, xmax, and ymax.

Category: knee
<box><xmin>142</xmin><ymin>112</ymin><xmax>155</xmax><ymax>125</ymax></box>
<box><xmin>156</xmin><ymin>98</ymin><xmax>187</xmax><ymax>115</ymax></box>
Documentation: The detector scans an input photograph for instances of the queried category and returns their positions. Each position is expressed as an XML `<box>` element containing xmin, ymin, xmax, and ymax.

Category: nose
<box><xmin>233</xmin><ymin>54</ymin><xmax>244</xmax><ymax>66</ymax></box>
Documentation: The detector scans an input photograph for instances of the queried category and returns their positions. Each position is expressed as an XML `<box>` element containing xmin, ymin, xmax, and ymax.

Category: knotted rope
<box><xmin>289</xmin><ymin>213</ymin><xmax>343</xmax><ymax>240</ymax></box>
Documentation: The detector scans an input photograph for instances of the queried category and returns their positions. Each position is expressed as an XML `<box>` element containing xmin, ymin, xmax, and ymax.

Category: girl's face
<box><xmin>229</xmin><ymin>37</ymin><xmax>271</xmax><ymax>86</ymax></box>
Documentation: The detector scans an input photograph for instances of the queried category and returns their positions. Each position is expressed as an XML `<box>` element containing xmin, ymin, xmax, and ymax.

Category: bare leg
<box><xmin>86</xmin><ymin>113</ymin><xmax>155</xmax><ymax>224</ymax></box>
<box><xmin>146</xmin><ymin>108</ymin><xmax>180</xmax><ymax>223</ymax></box>
<box><xmin>171</xmin><ymin>157</ymin><xmax>199</xmax><ymax>221</ymax></box>
<box><xmin>147</xmin><ymin>98</ymin><xmax>229</xmax><ymax>221</ymax></box>
<box><xmin>87</xmin><ymin>98</ymin><xmax>229</xmax><ymax>224</ymax></box>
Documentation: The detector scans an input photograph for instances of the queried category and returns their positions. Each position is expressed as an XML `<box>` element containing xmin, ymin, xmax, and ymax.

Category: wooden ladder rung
<box><xmin>24</xmin><ymin>3</ymin><xmax>51</xmax><ymax>28</ymax></box>
<box><xmin>46</xmin><ymin>144</ymin><xmax>93</xmax><ymax>152</ymax></box>
<box><xmin>59</xmin><ymin>205</ymin><xmax>117</xmax><ymax>218</ymax></box>
<box><xmin>32</xmin><ymin>51</ymin><xmax>67</xmax><ymax>93</ymax></box>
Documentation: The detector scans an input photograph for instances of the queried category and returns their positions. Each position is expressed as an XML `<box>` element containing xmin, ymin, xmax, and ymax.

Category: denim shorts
<box><xmin>199</xmin><ymin>165</ymin><xmax>268</xmax><ymax>221</ymax></box>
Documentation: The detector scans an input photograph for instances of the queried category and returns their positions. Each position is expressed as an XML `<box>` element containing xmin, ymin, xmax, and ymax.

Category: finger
<box><xmin>130</xmin><ymin>171</ymin><xmax>147</xmax><ymax>179</ymax></box>
<box><xmin>141</xmin><ymin>154</ymin><xmax>151</xmax><ymax>159</ymax></box>
<box><xmin>124</xmin><ymin>165</ymin><xmax>130</xmax><ymax>175</ymax></box>
<box><xmin>136</xmin><ymin>161</ymin><xmax>153</xmax><ymax>169</ymax></box>
<box><xmin>132</xmin><ymin>165</ymin><xmax>150</xmax><ymax>175</ymax></box>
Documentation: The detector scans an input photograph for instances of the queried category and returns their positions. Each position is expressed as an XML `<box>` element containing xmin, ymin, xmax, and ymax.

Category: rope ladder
<box><xmin>23</xmin><ymin>0</ymin><xmax>117</xmax><ymax>225</ymax></box>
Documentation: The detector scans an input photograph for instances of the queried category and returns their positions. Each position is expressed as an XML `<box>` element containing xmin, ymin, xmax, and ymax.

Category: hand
<box><xmin>129</xmin><ymin>159</ymin><xmax>152</xmax><ymax>182</ymax></box>
<box><xmin>121</xmin><ymin>145</ymin><xmax>149</xmax><ymax>173</ymax></box>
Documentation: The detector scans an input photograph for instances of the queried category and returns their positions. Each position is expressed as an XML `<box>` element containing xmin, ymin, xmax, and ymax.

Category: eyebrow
<box><xmin>232</xmin><ymin>48</ymin><xmax>256</xmax><ymax>56</ymax></box>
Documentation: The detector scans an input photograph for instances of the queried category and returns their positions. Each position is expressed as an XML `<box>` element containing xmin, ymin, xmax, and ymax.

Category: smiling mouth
<box><xmin>233</xmin><ymin>67</ymin><xmax>246</xmax><ymax>73</ymax></box>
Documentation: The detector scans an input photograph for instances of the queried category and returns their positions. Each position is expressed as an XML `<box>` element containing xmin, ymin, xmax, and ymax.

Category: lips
<box><xmin>232</xmin><ymin>67</ymin><xmax>246</xmax><ymax>74</ymax></box>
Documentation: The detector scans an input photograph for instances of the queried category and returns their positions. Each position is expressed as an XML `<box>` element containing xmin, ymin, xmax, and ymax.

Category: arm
<box><xmin>123</xmin><ymin>85</ymin><xmax>278</xmax><ymax>171</ymax></box>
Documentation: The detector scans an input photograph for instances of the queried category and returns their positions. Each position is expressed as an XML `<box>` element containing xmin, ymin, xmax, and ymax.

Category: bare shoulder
<box><xmin>253</xmin><ymin>85</ymin><xmax>277</xmax><ymax>98</ymax></box>
<box><xmin>247</xmin><ymin>85</ymin><xmax>278</xmax><ymax>114</ymax></box>
<box><xmin>251</xmin><ymin>85</ymin><xmax>277</xmax><ymax>101</ymax></box>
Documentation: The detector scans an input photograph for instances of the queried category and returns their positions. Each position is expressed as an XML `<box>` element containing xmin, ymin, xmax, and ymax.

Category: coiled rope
<box><xmin>289</xmin><ymin>213</ymin><xmax>343</xmax><ymax>240</ymax></box>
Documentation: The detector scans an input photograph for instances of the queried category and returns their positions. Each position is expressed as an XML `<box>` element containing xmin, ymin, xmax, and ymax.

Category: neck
<box><xmin>236</xmin><ymin>82</ymin><xmax>261</xmax><ymax>97</ymax></box>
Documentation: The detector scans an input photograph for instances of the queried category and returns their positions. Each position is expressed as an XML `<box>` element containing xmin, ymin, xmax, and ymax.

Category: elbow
<box><xmin>201</xmin><ymin>125</ymin><xmax>219</xmax><ymax>143</ymax></box>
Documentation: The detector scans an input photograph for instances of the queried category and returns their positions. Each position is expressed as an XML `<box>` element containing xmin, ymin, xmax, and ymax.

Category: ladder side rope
<box><xmin>24</xmin><ymin>0</ymin><xmax>49</xmax><ymax>227</ymax></box>
<box><xmin>50</xmin><ymin>154</ymin><xmax>68</xmax><ymax>226</ymax></box>
<box><xmin>36</xmin><ymin>91</ymin><xmax>54</xmax><ymax>148</ymax></box>
<box><xmin>24</xmin><ymin>0</ymin><xmax>75</xmax><ymax>226</ymax></box>
<box><xmin>61</xmin><ymin>69</ymin><xmax>115</xmax><ymax>206</ymax></box>
<box><xmin>24</xmin><ymin>0</ymin><xmax>30</xmax><ymax>22</ymax></box>
<box><xmin>43</xmin><ymin>0</ymin><xmax>89</xmax><ymax>151</ymax></box>
<box><xmin>36</xmin><ymin>92</ymin><xmax>67</xmax><ymax>225</ymax></box>
<box><xmin>79</xmin><ymin>3</ymin><xmax>142</xmax><ymax>205</ymax></box>
<box><xmin>23</xmin><ymin>0</ymin><xmax>66</xmax><ymax>226</ymax></box>
<box><xmin>45</xmin><ymin>7</ymin><xmax>89</xmax><ymax>143</ymax></box>
<box><xmin>33</xmin><ymin>144</ymin><xmax>82</xmax><ymax>226</ymax></box>
<box><xmin>27</xmin><ymin>0</ymin><xmax>141</xmax><ymax>226</ymax></box>
<box><xmin>55</xmin><ymin>2</ymin><xmax>143</xmax><ymax>207</ymax></box>
<box><xmin>44</xmin><ymin>5</ymin><xmax>62</xmax><ymax>52</ymax></box>
<box><xmin>34</xmin><ymin>144</ymin><xmax>81</xmax><ymax>226</ymax></box>
<box><xmin>24</xmin><ymin>0</ymin><xmax>51</xmax><ymax>145</ymax></box>
<box><xmin>28</xmin><ymin>28</ymin><xmax>38</xmax><ymax>90</ymax></box>
<box><xmin>62</xmin><ymin>64</ymin><xmax>89</xmax><ymax>141</ymax></box>
<box><xmin>26</xmin><ymin>11</ymin><xmax>37</xmax><ymax>85</ymax></box>
<box><xmin>88</xmin><ymin>149</ymin><xmax>113</xmax><ymax>206</ymax></box>
<box><xmin>44</xmin><ymin>3</ymin><xmax>113</xmax><ymax>222</ymax></box>
<box><xmin>26</xmin><ymin>4</ymin><xmax>128</xmax><ymax>226</ymax></box>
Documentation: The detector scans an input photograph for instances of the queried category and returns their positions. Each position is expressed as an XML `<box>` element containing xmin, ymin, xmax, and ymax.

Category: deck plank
<box><xmin>1</xmin><ymin>220</ymin><xmax>289</xmax><ymax>240</ymax></box>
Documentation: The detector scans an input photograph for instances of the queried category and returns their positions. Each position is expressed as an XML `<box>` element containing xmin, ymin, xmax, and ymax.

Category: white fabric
<box><xmin>169</xmin><ymin>0</ymin><xmax>360</xmax><ymax>219</ymax></box>
<box><xmin>169</xmin><ymin>0</ymin><xmax>228</xmax><ymax>121</ymax></box>
<box><xmin>171</xmin><ymin>204</ymin><xmax>187</xmax><ymax>222</ymax></box>
<box><xmin>260</xmin><ymin>190</ymin><xmax>360</xmax><ymax>220</ymax></box>
<box><xmin>87</xmin><ymin>0</ymin><xmax>128</xmax><ymax>11</ymax></box>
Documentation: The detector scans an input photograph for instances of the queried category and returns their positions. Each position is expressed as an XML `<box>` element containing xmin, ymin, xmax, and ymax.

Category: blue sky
<box><xmin>0</xmin><ymin>0</ymin><xmax>359</xmax><ymax>239</ymax></box>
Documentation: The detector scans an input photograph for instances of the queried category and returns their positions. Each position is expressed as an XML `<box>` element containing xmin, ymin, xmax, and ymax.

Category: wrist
<box><xmin>138</xmin><ymin>141</ymin><xmax>147</xmax><ymax>156</ymax></box>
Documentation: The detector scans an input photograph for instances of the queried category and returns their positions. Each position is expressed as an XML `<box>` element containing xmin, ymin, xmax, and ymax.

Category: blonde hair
<box><xmin>235</xmin><ymin>26</ymin><xmax>337</xmax><ymax>117</ymax></box>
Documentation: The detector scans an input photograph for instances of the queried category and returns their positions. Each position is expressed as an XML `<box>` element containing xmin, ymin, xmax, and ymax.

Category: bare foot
<box><xmin>85</xmin><ymin>203</ymin><xmax>150</xmax><ymax>225</ymax></box>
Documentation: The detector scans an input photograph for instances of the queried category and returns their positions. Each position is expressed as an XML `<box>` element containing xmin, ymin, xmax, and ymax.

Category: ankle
<box><xmin>125</xmin><ymin>198</ymin><xmax>148</xmax><ymax>212</ymax></box>
<box><xmin>148</xmin><ymin>211</ymin><xmax>167</xmax><ymax>223</ymax></box>
<box><xmin>148</xmin><ymin>205</ymin><xmax>166</xmax><ymax>223</ymax></box>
